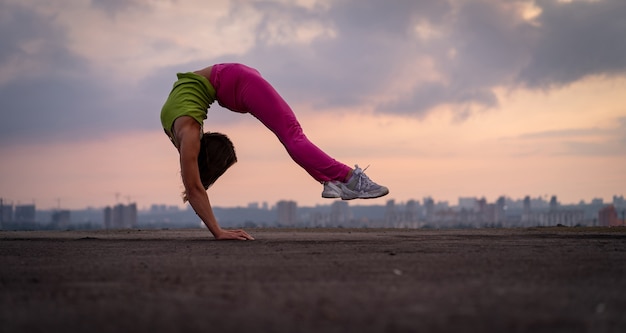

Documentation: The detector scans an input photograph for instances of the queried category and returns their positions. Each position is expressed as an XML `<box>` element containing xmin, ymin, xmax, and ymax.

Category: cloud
<box><xmin>90</xmin><ymin>0</ymin><xmax>148</xmax><ymax>17</ymax></box>
<box><xmin>518</xmin><ymin>0</ymin><xmax>626</xmax><ymax>88</ymax></box>
<box><xmin>502</xmin><ymin>117</ymin><xmax>626</xmax><ymax>156</ymax></box>
<box><xmin>1</xmin><ymin>0</ymin><xmax>625</xmax><ymax>145</ymax></box>
<box><xmin>0</xmin><ymin>1</ymin><xmax>102</xmax><ymax>144</ymax></box>
<box><xmin>0</xmin><ymin>1</ymin><xmax>82</xmax><ymax>84</ymax></box>
<box><xmin>227</xmin><ymin>0</ymin><xmax>626</xmax><ymax>117</ymax></box>
<box><xmin>224</xmin><ymin>0</ymin><xmax>453</xmax><ymax>112</ymax></box>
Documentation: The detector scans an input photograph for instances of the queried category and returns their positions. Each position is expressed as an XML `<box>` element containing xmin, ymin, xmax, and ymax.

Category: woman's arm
<box><xmin>173</xmin><ymin>116</ymin><xmax>254</xmax><ymax>240</ymax></box>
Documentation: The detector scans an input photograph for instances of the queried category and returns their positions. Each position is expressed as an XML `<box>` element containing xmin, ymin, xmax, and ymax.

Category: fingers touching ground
<box><xmin>216</xmin><ymin>229</ymin><xmax>255</xmax><ymax>241</ymax></box>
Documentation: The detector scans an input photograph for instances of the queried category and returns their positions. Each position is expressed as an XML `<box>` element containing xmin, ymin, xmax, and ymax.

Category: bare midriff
<box><xmin>193</xmin><ymin>65</ymin><xmax>213</xmax><ymax>81</ymax></box>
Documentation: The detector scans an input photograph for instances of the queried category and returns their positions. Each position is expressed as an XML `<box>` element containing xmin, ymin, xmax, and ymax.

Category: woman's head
<box><xmin>183</xmin><ymin>132</ymin><xmax>237</xmax><ymax>202</ymax></box>
<box><xmin>198</xmin><ymin>131</ymin><xmax>238</xmax><ymax>188</ymax></box>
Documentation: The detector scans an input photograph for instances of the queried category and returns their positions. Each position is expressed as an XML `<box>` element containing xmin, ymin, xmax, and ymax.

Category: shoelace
<box><xmin>353</xmin><ymin>164</ymin><xmax>375</xmax><ymax>191</ymax></box>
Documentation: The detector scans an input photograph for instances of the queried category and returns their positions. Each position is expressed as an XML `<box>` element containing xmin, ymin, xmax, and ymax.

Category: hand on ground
<box><xmin>215</xmin><ymin>229</ymin><xmax>254</xmax><ymax>241</ymax></box>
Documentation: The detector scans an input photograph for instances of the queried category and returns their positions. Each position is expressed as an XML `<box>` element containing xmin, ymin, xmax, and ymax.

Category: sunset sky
<box><xmin>1</xmin><ymin>0</ymin><xmax>625</xmax><ymax>210</ymax></box>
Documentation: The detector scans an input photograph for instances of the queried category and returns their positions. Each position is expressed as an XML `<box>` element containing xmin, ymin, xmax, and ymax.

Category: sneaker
<box><xmin>321</xmin><ymin>165</ymin><xmax>389</xmax><ymax>200</ymax></box>
<box><xmin>322</xmin><ymin>181</ymin><xmax>342</xmax><ymax>198</ymax></box>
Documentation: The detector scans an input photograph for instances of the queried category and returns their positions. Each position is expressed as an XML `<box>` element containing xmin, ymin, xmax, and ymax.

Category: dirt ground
<box><xmin>1</xmin><ymin>227</ymin><xmax>625</xmax><ymax>333</ymax></box>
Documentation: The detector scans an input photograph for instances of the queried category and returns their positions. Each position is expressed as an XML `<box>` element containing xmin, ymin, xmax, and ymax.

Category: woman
<box><xmin>161</xmin><ymin>63</ymin><xmax>389</xmax><ymax>240</ymax></box>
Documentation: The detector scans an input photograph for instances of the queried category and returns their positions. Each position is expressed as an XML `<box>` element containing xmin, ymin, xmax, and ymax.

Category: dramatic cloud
<box><xmin>1</xmin><ymin>0</ymin><xmax>625</xmax><ymax>144</ymax></box>
<box><xmin>0</xmin><ymin>1</ymin><xmax>98</xmax><ymax>143</ymax></box>
<box><xmin>518</xmin><ymin>0</ymin><xmax>626</xmax><ymax>87</ymax></box>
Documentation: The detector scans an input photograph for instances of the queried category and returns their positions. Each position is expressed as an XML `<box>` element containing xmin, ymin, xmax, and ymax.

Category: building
<box><xmin>458</xmin><ymin>197</ymin><xmax>477</xmax><ymax>211</ymax></box>
<box><xmin>104</xmin><ymin>203</ymin><xmax>137</xmax><ymax>229</ymax></box>
<box><xmin>404</xmin><ymin>200</ymin><xmax>420</xmax><ymax>224</ymax></box>
<box><xmin>423</xmin><ymin>197</ymin><xmax>435</xmax><ymax>222</ymax></box>
<box><xmin>384</xmin><ymin>200</ymin><xmax>398</xmax><ymax>225</ymax></box>
<box><xmin>331</xmin><ymin>201</ymin><xmax>352</xmax><ymax>226</ymax></box>
<box><xmin>520</xmin><ymin>195</ymin><xmax>585</xmax><ymax>227</ymax></box>
<box><xmin>14</xmin><ymin>204</ymin><xmax>36</xmax><ymax>224</ymax></box>
<box><xmin>276</xmin><ymin>200</ymin><xmax>297</xmax><ymax>226</ymax></box>
<box><xmin>598</xmin><ymin>205</ymin><xmax>624</xmax><ymax>227</ymax></box>
<box><xmin>51</xmin><ymin>210</ymin><xmax>71</xmax><ymax>229</ymax></box>
<box><xmin>0</xmin><ymin>198</ymin><xmax>13</xmax><ymax>228</ymax></box>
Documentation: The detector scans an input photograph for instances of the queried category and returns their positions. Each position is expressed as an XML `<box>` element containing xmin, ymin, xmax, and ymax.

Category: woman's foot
<box><xmin>322</xmin><ymin>165</ymin><xmax>389</xmax><ymax>200</ymax></box>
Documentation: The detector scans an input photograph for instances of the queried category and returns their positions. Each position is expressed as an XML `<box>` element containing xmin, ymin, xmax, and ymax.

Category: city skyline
<box><xmin>1</xmin><ymin>0</ymin><xmax>625</xmax><ymax>210</ymax></box>
<box><xmin>1</xmin><ymin>193</ymin><xmax>623</xmax><ymax>231</ymax></box>
<box><xmin>1</xmin><ymin>192</ymin><xmax>624</xmax><ymax>212</ymax></box>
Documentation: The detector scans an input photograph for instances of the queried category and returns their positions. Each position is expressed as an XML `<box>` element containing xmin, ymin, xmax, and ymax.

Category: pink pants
<box><xmin>209</xmin><ymin>63</ymin><xmax>351</xmax><ymax>183</ymax></box>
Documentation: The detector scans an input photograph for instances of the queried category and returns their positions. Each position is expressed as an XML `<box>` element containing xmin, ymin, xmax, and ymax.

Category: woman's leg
<box><xmin>214</xmin><ymin>64</ymin><xmax>351</xmax><ymax>182</ymax></box>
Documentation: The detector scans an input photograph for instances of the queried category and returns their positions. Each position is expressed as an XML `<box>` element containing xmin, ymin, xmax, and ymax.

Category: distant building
<box><xmin>384</xmin><ymin>200</ymin><xmax>398</xmax><ymax>225</ymax></box>
<box><xmin>458</xmin><ymin>197</ymin><xmax>477</xmax><ymax>211</ymax></box>
<box><xmin>549</xmin><ymin>196</ymin><xmax>559</xmax><ymax>211</ymax></box>
<box><xmin>591</xmin><ymin>198</ymin><xmax>604</xmax><ymax>206</ymax></box>
<box><xmin>306</xmin><ymin>211</ymin><xmax>329</xmax><ymax>227</ymax></box>
<box><xmin>51</xmin><ymin>210</ymin><xmax>71</xmax><ymax>229</ymax></box>
<box><xmin>277</xmin><ymin>200</ymin><xmax>297</xmax><ymax>226</ymax></box>
<box><xmin>103</xmin><ymin>203</ymin><xmax>137</xmax><ymax>229</ymax></box>
<box><xmin>14</xmin><ymin>204</ymin><xmax>36</xmax><ymax>224</ymax></box>
<box><xmin>149</xmin><ymin>204</ymin><xmax>180</xmax><ymax>213</ymax></box>
<box><xmin>598</xmin><ymin>205</ymin><xmax>623</xmax><ymax>227</ymax></box>
<box><xmin>404</xmin><ymin>200</ymin><xmax>420</xmax><ymax>224</ymax></box>
<box><xmin>423</xmin><ymin>197</ymin><xmax>434</xmax><ymax>222</ymax></box>
<box><xmin>331</xmin><ymin>201</ymin><xmax>351</xmax><ymax>226</ymax></box>
<box><xmin>495</xmin><ymin>196</ymin><xmax>506</xmax><ymax>225</ymax></box>
<box><xmin>523</xmin><ymin>196</ymin><xmax>531</xmax><ymax>220</ymax></box>
<box><xmin>0</xmin><ymin>199</ymin><xmax>13</xmax><ymax>227</ymax></box>
<box><xmin>520</xmin><ymin>195</ymin><xmax>585</xmax><ymax>227</ymax></box>
<box><xmin>150</xmin><ymin>204</ymin><xmax>167</xmax><ymax>213</ymax></box>
<box><xmin>613</xmin><ymin>196</ymin><xmax>625</xmax><ymax>215</ymax></box>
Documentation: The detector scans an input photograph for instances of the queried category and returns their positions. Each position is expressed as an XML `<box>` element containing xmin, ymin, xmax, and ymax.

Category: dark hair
<box><xmin>183</xmin><ymin>132</ymin><xmax>237</xmax><ymax>202</ymax></box>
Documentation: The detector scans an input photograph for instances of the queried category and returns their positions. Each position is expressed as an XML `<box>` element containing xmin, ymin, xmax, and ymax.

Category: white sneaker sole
<box><xmin>338</xmin><ymin>184</ymin><xmax>389</xmax><ymax>200</ymax></box>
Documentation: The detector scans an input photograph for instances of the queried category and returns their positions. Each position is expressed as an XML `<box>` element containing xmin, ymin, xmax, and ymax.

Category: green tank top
<box><xmin>160</xmin><ymin>72</ymin><xmax>217</xmax><ymax>140</ymax></box>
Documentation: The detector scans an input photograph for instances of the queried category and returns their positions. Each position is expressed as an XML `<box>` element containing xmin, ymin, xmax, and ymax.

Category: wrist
<box><xmin>211</xmin><ymin>227</ymin><xmax>224</xmax><ymax>239</ymax></box>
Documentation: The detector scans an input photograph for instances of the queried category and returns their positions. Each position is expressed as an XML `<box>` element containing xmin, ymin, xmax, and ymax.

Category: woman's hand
<box><xmin>215</xmin><ymin>228</ymin><xmax>255</xmax><ymax>241</ymax></box>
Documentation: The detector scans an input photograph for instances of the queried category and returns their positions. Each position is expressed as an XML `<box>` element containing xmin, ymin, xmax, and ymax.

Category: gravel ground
<box><xmin>1</xmin><ymin>227</ymin><xmax>625</xmax><ymax>333</ymax></box>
